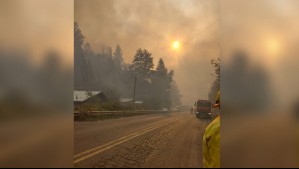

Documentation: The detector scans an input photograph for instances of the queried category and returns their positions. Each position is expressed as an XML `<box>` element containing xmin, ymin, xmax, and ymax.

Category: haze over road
<box><xmin>74</xmin><ymin>112</ymin><xmax>209</xmax><ymax>168</ymax></box>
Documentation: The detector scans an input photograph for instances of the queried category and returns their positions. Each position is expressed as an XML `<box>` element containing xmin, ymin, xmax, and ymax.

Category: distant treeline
<box><xmin>74</xmin><ymin>23</ymin><xmax>182</xmax><ymax>110</ymax></box>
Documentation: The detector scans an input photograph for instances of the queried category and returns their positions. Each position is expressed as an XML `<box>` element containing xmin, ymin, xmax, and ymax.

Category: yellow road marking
<box><xmin>74</xmin><ymin>118</ymin><xmax>179</xmax><ymax>164</ymax></box>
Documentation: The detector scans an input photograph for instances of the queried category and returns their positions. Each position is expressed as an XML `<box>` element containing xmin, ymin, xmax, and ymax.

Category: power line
<box><xmin>158</xmin><ymin>18</ymin><xmax>219</xmax><ymax>56</ymax></box>
<box><xmin>183</xmin><ymin>18</ymin><xmax>219</xmax><ymax>45</ymax></box>
<box><xmin>152</xmin><ymin>18</ymin><xmax>220</xmax><ymax>60</ymax></box>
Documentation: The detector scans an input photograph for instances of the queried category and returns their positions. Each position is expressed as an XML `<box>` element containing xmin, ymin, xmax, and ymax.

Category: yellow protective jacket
<box><xmin>203</xmin><ymin>116</ymin><xmax>220</xmax><ymax>168</ymax></box>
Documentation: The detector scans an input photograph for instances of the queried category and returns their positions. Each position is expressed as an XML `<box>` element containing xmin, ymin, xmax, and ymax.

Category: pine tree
<box><xmin>74</xmin><ymin>22</ymin><xmax>94</xmax><ymax>90</ymax></box>
<box><xmin>130</xmin><ymin>48</ymin><xmax>154</xmax><ymax>79</ymax></box>
<box><xmin>113</xmin><ymin>44</ymin><xmax>124</xmax><ymax>71</ymax></box>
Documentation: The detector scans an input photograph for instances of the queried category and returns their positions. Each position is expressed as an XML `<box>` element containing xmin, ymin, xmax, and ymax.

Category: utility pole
<box><xmin>132</xmin><ymin>76</ymin><xmax>137</xmax><ymax>104</ymax></box>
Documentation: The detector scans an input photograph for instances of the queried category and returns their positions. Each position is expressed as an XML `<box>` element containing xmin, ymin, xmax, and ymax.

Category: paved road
<box><xmin>74</xmin><ymin>112</ymin><xmax>209</xmax><ymax>168</ymax></box>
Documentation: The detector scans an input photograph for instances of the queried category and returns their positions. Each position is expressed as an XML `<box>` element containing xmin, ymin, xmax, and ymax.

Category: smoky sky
<box><xmin>75</xmin><ymin>0</ymin><xmax>220</xmax><ymax>105</ymax></box>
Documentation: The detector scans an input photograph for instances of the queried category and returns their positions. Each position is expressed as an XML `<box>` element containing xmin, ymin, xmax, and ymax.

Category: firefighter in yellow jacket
<box><xmin>203</xmin><ymin>91</ymin><xmax>220</xmax><ymax>168</ymax></box>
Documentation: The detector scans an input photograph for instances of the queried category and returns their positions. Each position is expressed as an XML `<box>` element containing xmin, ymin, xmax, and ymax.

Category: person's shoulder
<box><xmin>205</xmin><ymin>116</ymin><xmax>220</xmax><ymax>136</ymax></box>
<box><xmin>209</xmin><ymin>116</ymin><xmax>220</xmax><ymax>128</ymax></box>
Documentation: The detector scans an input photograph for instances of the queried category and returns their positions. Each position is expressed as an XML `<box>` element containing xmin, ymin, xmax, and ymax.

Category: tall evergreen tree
<box><xmin>75</xmin><ymin>22</ymin><xmax>94</xmax><ymax>89</ymax></box>
<box><xmin>209</xmin><ymin>57</ymin><xmax>220</xmax><ymax>103</ymax></box>
<box><xmin>130</xmin><ymin>48</ymin><xmax>154</xmax><ymax>79</ymax></box>
<box><xmin>150</xmin><ymin>58</ymin><xmax>174</xmax><ymax>109</ymax></box>
<box><xmin>170</xmin><ymin>81</ymin><xmax>182</xmax><ymax>107</ymax></box>
<box><xmin>156</xmin><ymin>58</ymin><xmax>167</xmax><ymax>76</ymax></box>
<box><xmin>113</xmin><ymin>44</ymin><xmax>124</xmax><ymax>71</ymax></box>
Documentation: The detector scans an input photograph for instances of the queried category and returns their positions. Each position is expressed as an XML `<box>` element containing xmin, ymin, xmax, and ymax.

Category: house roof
<box><xmin>119</xmin><ymin>98</ymin><xmax>143</xmax><ymax>104</ymax></box>
<box><xmin>74</xmin><ymin>91</ymin><xmax>102</xmax><ymax>102</ymax></box>
<box><xmin>119</xmin><ymin>98</ymin><xmax>133</xmax><ymax>103</ymax></box>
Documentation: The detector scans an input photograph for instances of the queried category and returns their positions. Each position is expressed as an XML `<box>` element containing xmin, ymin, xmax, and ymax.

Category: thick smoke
<box><xmin>75</xmin><ymin>0</ymin><xmax>220</xmax><ymax>105</ymax></box>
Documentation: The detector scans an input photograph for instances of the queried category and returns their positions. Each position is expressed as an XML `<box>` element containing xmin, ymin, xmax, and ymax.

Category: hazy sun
<box><xmin>172</xmin><ymin>40</ymin><xmax>180</xmax><ymax>50</ymax></box>
<box><xmin>266</xmin><ymin>38</ymin><xmax>281</xmax><ymax>56</ymax></box>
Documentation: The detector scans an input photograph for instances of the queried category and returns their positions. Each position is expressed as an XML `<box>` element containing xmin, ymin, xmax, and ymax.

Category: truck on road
<box><xmin>193</xmin><ymin>99</ymin><xmax>212</xmax><ymax>119</ymax></box>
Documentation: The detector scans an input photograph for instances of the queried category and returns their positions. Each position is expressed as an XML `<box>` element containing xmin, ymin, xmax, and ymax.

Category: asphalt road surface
<box><xmin>74</xmin><ymin>111</ymin><xmax>210</xmax><ymax>168</ymax></box>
